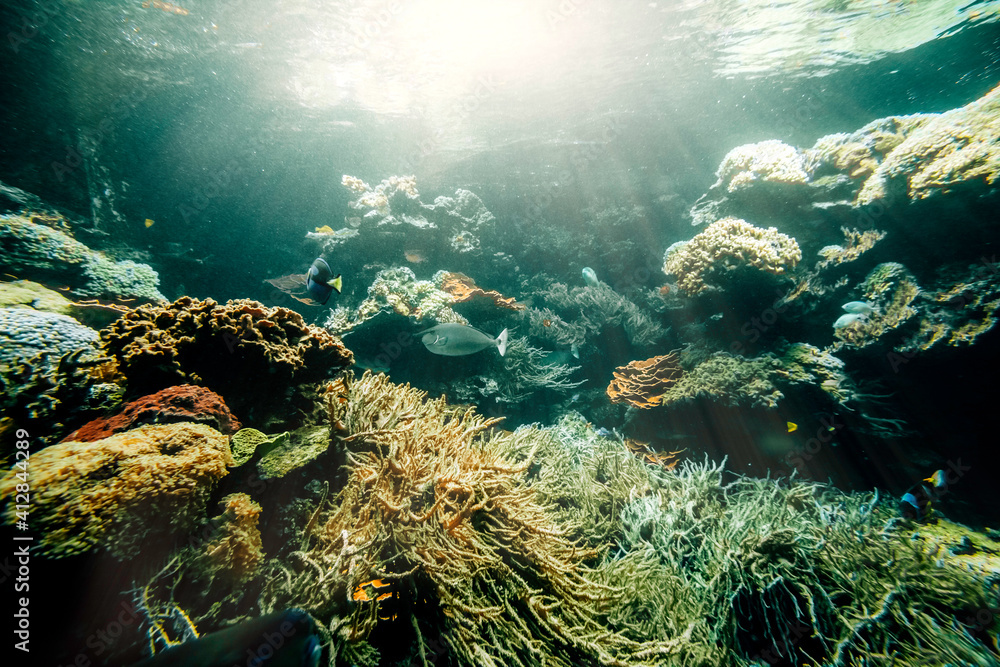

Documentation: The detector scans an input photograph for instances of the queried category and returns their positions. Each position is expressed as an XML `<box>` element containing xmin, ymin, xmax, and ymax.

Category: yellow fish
<box><xmin>314</xmin><ymin>225</ymin><xmax>335</xmax><ymax>234</ymax></box>
<box><xmin>786</xmin><ymin>421</ymin><xmax>798</xmax><ymax>433</ymax></box>
<box><xmin>144</xmin><ymin>218</ymin><xmax>155</xmax><ymax>228</ymax></box>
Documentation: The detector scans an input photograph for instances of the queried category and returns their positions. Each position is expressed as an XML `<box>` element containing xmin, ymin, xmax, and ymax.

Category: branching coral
<box><xmin>663</xmin><ymin>218</ymin><xmax>802</xmax><ymax>296</ymax></box>
<box><xmin>606</xmin><ymin>352</ymin><xmax>684</xmax><ymax>409</ymax></box>
<box><xmin>538</xmin><ymin>282</ymin><xmax>666</xmax><ymax>350</ymax></box>
<box><xmin>259</xmin><ymin>372</ymin><xmax>683</xmax><ymax>667</ymax></box>
<box><xmin>0</xmin><ymin>423</ymin><xmax>233</xmax><ymax>558</ymax></box>
<box><xmin>101</xmin><ymin>297</ymin><xmax>353</xmax><ymax>419</ymax></box>
<box><xmin>658</xmin><ymin>352</ymin><xmax>784</xmax><ymax>409</ymax></box>
<box><xmin>63</xmin><ymin>384</ymin><xmax>241</xmax><ymax>443</ymax></box>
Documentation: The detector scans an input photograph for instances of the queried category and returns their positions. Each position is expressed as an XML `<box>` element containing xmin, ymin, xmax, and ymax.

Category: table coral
<box><xmin>0</xmin><ymin>422</ymin><xmax>233</xmax><ymax>558</ymax></box>
<box><xmin>716</xmin><ymin>140</ymin><xmax>810</xmax><ymax>193</ymax></box>
<box><xmin>100</xmin><ymin>297</ymin><xmax>353</xmax><ymax>418</ymax></box>
<box><xmin>857</xmin><ymin>83</ymin><xmax>1000</xmax><ymax>204</ymax></box>
<box><xmin>606</xmin><ymin>352</ymin><xmax>684</xmax><ymax>408</ymax></box>
<box><xmin>63</xmin><ymin>384</ymin><xmax>241</xmax><ymax>443</ymax></box>
<box><xmin>663</xmin><ymin>217</ymin><xmax>802</xmax><ymax>296</ymax></box>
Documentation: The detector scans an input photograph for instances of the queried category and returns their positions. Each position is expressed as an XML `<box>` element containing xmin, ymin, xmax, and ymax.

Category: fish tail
<box><xmin>497</xmin><ymin>328</ymin><xmax>508</xmax><ymax>356</ymax></box>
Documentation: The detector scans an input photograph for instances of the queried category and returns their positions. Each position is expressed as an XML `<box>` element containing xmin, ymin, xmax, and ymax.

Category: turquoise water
<box><xmin>2</xmin><ymin>1</ymin><xmax>1000</xmax><ymax>665</ymax></box>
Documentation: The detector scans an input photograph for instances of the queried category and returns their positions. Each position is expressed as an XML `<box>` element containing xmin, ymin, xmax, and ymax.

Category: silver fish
<box><xmin>418</xmin><ymin>324</ymin><xmax>508</xmax><ymax>357</ymax></box>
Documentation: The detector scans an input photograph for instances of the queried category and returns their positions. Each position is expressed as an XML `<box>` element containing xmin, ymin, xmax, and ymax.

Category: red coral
<box><xmin>64</xmin><ymin>384</ymin><xmax>240</xmax><ymax>442</ymax></box>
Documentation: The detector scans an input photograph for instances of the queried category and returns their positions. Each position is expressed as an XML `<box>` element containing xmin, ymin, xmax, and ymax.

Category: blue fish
<box><xmin>305</xmin><ymin>258</ymin><xmax>342</xmax><ymax>305</ymax></box>
<box><xmin>842</xmin><ymin>301</ymin><xmax>875</xmax><ymax>315</ymax></box>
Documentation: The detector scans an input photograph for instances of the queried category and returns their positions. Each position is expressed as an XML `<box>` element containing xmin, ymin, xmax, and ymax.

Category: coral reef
<box><xmin>537</xmin><ymin>282</ymin><xmax>666</xmax><ymax>350</ymax></box>
<box><xmin>101</xmin><ymin>297</ymin><xmax>353</xmax><ymax>420</ymax></box>
<box><xmin>606</xmin><ymin>352</ymin><xmax>684</xmax><ymax>408</ymax></box>
<box><xmin>857</xmin><ymin>83</ymin><xmax>1000</xmax><ymax>204</ymax></box>
<box><xmin>832</xmin><ymin>262</ymin><xmax>921</xmax><ymax>350</ymax></box>
<box><xmin>0</xmin><ymin>423</ymin><xmax>233</xmax><ymax>558</ymax></box>
<box><xmin>663</xmin><ymin>217</ymin><xmax>802</xmax><ymax>296</ymax></box>
<box><xmin>0</xmin><ymin>279</ymin><xmax>76</xmax><ymax>315</ymax></box>
<box><xmin>0</xmin><ymin>213</ymin><xmax>165</xmax><ymax>302</ymax></box>
<box><xmin>260</xmin><ymin>372</ymin><xmax>685</xmax><ymax>667</ymax></box>
<box><xmin>325</xmin><ymin>267</ymin><xmax>466</xmax><ymax>334</ymax></box>
<box><xmin>191</xmin><ymin>492</ymin><xmax>265</xmax><ymax>587</ymax></box>
<box><xmin>716</xmin><ymin>139</ymin><xmax>810</xmax><ymax>193</ymax></box>
<box><xmin>0</xmin><ymin>306</ymin><xmax>101</xmax><ymax>372</ymax></box>
<box><xmin>437</xmin><ymin>271</ymin><xmax>525</xmax><ymax>312</ymax></box>
<box><xmin>774</xmin><ymin>343</ymin><xmax>856</xmax><ymax>405</ymax></box>
<box><xmin>659</xmin><ymin>352</ymin><xmax>784</xmax><ymax>409</ymax></box>
<box><xmin>63</xmin><ymin>384</ymin><xmax>241</xmax><ymax>443</ymax></box>
<box><xmin>229</xmin><ymin>427</ymin><xmax>285</xmax><ymax>467</ymax></box>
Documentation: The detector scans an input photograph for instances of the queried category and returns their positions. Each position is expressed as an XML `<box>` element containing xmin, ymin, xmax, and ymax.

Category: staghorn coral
<box><xmin>101</xmin><ymin>297</ymin><xmax>353</xmax><ymax>419</ymax></box>
<box><xmin>0</xmin><ymin>423</ymin><xmax>233</xmax><ymax>558</ymax></box>
<box><xmin>63</xmin><ymin>384</ymin><xmax>241</xmax><ymax>443</ymax></box>
<box><xmin>716</xmin><ymin>140</ymin><xmax>810</xmax><ymax>193</ymax></box>
<box><xmin>663</xmin><ymin>218</ymin><xmax>802</xmax><ymax>296</ymax></box>
<box><xmin>857</xmin><ymin>83</ymin><xmax>1000</xmax><ymax>204</ymax></box>
<box><xmin>260</xmin><ymin>372</ymin><xmax>686</xmax><ymax>667</ymax></box>
<box><xmin>606</xmin><ymin>352</ymin><xmax>684</xmax><ymax>409</ymax></box>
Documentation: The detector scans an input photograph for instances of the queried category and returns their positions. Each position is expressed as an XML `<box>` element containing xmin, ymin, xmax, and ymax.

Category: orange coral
<box><xmin>439</xmin><ymin>272</ymin><xmax>525</xmax><ymax>311</ymax></box>
<box><xmin>623</xmin><ymin>437</ymin><xmax>683</xmax><ymax>471</ymax></box>
<box><xmin>606</xmin><ymin>352</ymin><xmax>683</xmax><ymax>409</ymax></box>
<box><xmin>199</xmin><ymin>493</ymin><xmax>264</xmax><ymax>585</ymax></box>
<box><xmin>0</xmin><ymin>423</ymin><xmax>233</xmax><ymax>558</ymax></box>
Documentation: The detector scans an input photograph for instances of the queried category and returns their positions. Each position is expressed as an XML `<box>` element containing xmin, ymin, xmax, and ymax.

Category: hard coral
<box><xmin>607</xmin><ymin>352</ymin><xmax>684</xmax><ymax>409</ymax></box>
<box><xmin>101</xmin><ymin>297</ymin><xmax>353</xmax><ymax>418</ymax></box>
<box><xmin>716</xmin><ymin>140</ymin><xmax>809</xmax><ymax>193</ymax></box>
<box><xmin>0</xmin><ymin>423</ymin><xmax>233</xmax><ymax>558</ymax></box>
<box><xmin>437</xmin><ymin>271</ymin><xmax>525</xmax><ymax>311</ymax></box>
<box><xmin>857</xmin><ymin>83</ymin><xmax>1000</xmax><ymax>204</ymax></box>
<box><xmin>663</xmin><ymin>218</ymin><xmax>802</xmax><ymax>296</ymax></box>
<box><xmin>63</xmin><ymin>384</ymin><xmax>241</xmax><ymax>443</ymax></box>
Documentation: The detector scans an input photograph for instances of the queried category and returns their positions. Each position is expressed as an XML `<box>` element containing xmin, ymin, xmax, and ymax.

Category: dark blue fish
<box><xmin>132</xmin><ymin>608</ymin><xmax>324</xmax><ymax>667</ymax></box>
<box><xmin>305</xmin><ymin>258</ymin><xmax>342</xmax><ymax>305</ymax></box>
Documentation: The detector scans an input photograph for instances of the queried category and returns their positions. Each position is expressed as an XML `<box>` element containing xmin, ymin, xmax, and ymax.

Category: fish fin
<box><xmin>497</xmin><ymin>328</ymin><xmax>508</xmax><ymax>356</ymax></box>
<box><xmin>329</xmin><ymin>275</ymin><xmax>342</xmax><ymax>293</ymax></box>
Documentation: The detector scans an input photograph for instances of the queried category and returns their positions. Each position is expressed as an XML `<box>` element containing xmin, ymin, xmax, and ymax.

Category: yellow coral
<box><xmin>0</xmin><ymin>423</ymin><xmax>232</xmax><ymax>558</ymax></box>
<box><xmin>716</xmin><ymin>140</ymin><xmax>809</xmax><ymax>193</ymax></box>
<box><xmin>663</xmin><ymin>217</ymin><xmax>802</xmax><ymax>295</ymax></box>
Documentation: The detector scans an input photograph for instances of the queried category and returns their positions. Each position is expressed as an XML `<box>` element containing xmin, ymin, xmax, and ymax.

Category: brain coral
<box><xmin>63</xmin><ymin>384</ymin><xmax>241</xmax><ymax>443</ymax></box>
<box><xmin>0</xmin><ymin>422</ymin><xmax>233</xmax><ymax>558</ymax></box>
<box><xmin>100</xmin><ymin>297</ymin><xmax>353</xmax><ymax>416</ymax></box>
<box><xmin>663</xmin><ymin>218</ymin><xmax>802</xmax><ymax>295</ymax></box>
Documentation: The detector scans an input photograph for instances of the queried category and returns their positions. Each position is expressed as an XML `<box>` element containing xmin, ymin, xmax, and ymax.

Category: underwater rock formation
<box><xmin>101</xmin><ymin>296</ymin><xmax>353</xmax><ymax>421</ymax></box>
<box><xmin>0</xmin><ymin>212</ymin><xmax>165</xmax><ymax>302</ymax></box>
<box><xmin>663</xmin><ymin>217</ymin><xmax>802</xmax><ymax>296</ymax></box>
<box><xmin>0</xmin><ymin>422</ymin><xmax>233</xmax><ymax>558</ymax></box>
<box><xmin>606</xmin><ymin>352</ymin><xmax>684</xmax><ymax>408</ymax></box>
<box><xmin>63</xmin><ymin>384</ymin><xmax>241</xmax><ymax>443</ymax></box>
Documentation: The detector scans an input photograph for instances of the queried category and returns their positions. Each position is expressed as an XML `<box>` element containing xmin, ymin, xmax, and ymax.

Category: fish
<box><xmin>144</xmin><ymin>218</ymin><xmax>155</xmax><ymax>228</ymax></box>
<box><xmin>417</xmin><ymin>323</ymin><xmax>508</xmax><ymax>357</ymax></box>
<box><xmin>659</xmin><ymin>284</ymin><xmax>671</xmax><ymax>295</ymax></box>
<box><xmin>582</xmin><ymin>267</ymin><xmax>599</xmax><ymax>287</ymax></box>
<box><xmin>404</xmin><ymin>249</ymin><xmax>426</xmax><ymax>263</ymax></box>
<box><xmin>833</xmin><ymin>313</ymin><xmax>866</xmax><ymax>329</ymax></box>
<box><xmin>924</xmin><ymin>469</ymin><xmax>948</xmax><ymax>492</ymax></box>
<box><xmin>133</xmin><ymin>608</ymin><xmax>323</xmax><ymax>666</ymax></box>
<box><xmin>786</xmin><ymin>421</ymin><xmax>797</xmax><ymax>433</ymax></box>
<box><xmin>842</xmin><ymin>301</ymin><xmax>875</xmax><ymax>315</ymax></box>
<box><xmin>314</xmin><ymin>225</ymin><xmax>335</xmax><ymax>234</ymax></box>
<box><xmin>899</xmin><ymin>469</ymin><xmax>948</xmax><ymax>521</ymax></box>
<box><xmin>305</xmin><ymin>258</ymin><xmax>342</xmax><ymax>305</ymax></box>
<box><xmin>540</xmin><ymin>344</ymin><xmax>580</xmax><ymax>367</ymax></box>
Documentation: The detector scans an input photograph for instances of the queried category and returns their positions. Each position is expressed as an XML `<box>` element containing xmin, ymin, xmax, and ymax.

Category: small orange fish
<box><xmin>542</xmin><ymin>319</ymin><xmax>552</xmax><ymax>327</ymax></box>
<box><xmin>659</xmin><ymin>284</ymin><xmax>671</xmax><ymax>295</ymax></box>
